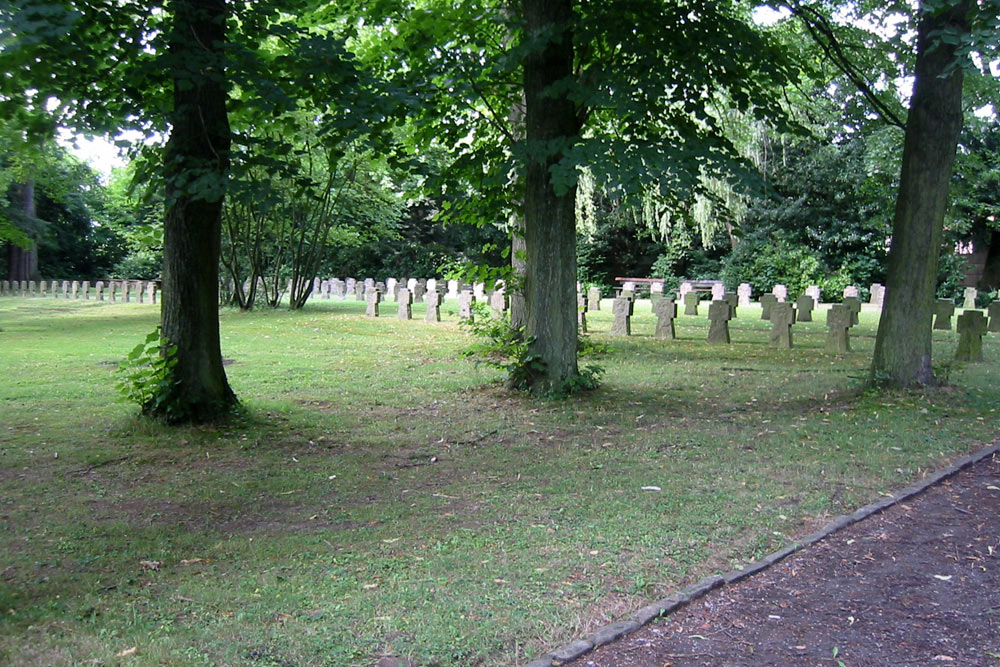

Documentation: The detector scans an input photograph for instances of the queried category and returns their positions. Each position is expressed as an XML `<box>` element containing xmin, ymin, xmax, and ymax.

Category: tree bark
<box><xmin>158</xmin><ymin>0</ymin><xmax>237</xmax><ymax>421</ymax></box>
<box><xmin>6</xmin><ymin>180</ymin><xmax>38</xmax><ymax>282</ymax></box>
<box><xmin>869</xmin><ymin>0</ymin><xmax>971</xmax><ymax>388</ymax></box>
<box><xmin>521</xmin><ymin>0</ymin><xmax>580</xmax><ymax>392</ymax></box>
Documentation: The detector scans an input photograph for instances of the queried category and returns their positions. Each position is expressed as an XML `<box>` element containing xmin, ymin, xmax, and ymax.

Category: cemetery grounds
<box><xmin>0</xmin><ymin>296</ymin><xmax>997</xmax><ymax>666</ymax></box>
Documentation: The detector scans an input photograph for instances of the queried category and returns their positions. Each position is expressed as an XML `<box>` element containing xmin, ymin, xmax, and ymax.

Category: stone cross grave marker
<box><xmin>770</xmin><ymin>302</ymin><xmax>796</xmax><ymax>348</ymax></box>
<box><xmin>610</xmin><ymin>295</ymin><xmax>633</xmax><ymax>336</ymax></box>
<box><xmin>448</xmin><ymin>279</ymin><xmax>459</xmax><ymax>298</ymax></box>
<box><xmin>490</xmin><ymin>289</ymin><xmax>507</xmax><ymax>317</ymax></box>
<box><xmin>988</xmin><ymin>301</ymin><xmax>1000</xmax><ymax>333</ymax></box>
<box><xmin>963</xmin><ymin>287</ymin><xmax>978</xmax><ymax>310</ymax></box>
<box><xmin>95</xmin><ymin>281</ymin><xmax>104</xmax><ymax>300</ymax></box>
<box><xmin>397</xmin><ymin>288</ymin><xmax>412</xmax><ymax>320</ymax></box>
<box><xmin>81</xmin><ymin>281</ymin><xmax>90</xmax><ymax>299</ymax></box>
<box><xmin>683</xmin><ymin>291</ymin><xmax>700</xmax><ymax>316</ymax></box>
<box><xmin>711</xmin><ymin>283</ymin><xmax>726</xmax><ymax>301</ymax></box>
<box><xmin>707</xmin><ymin>300</ymin><xmax>732</xmax><ymax>344</ymax></box>
<box><xmin>109</xmin><ymin>281</ymin><xmax>118</xmax><ymax>302</ymax></box>
<box><xmin>805</xmin><ymin>285</ymin><xmax>821</xmax><ymax>303</ymax></box>
<box><xmin>772</xmin><ymin>284</ymin><xmax>788</xmax><ymax>302</ymax></box>
<box><xmin>577</xmin><ymin>293</ymin><xmax>588</xmax><ymax>333</ymax></box>
<box><xmin>588</xmin><ymin>286</ymin><xmax>601</xmax><ymax>311</ymax></box>
<box><xmin>473</xmin><ymin>282</ymin><xmax>486</xmax><ymax>300</ymax></box>
<box><xmin>678</xmin><ymin>281</ymin><xmax>694</xmax><ymax>300</ymax></box>
<box><xmin>146</xmin><ymin>282</ymin><xmax>157</xmax><ymax>304</ymax></box>
<box><xmin>724</xmin><ymin>292</ymin><xmax>738</xmax><ymax>319</ymax></box>
<box><xmin>61</xmin><ymin>281</ymin><xmax>70</xmax><ymax>298</ymax></box>
<box><xmin>652</xmin><ymin>297</ymin><xmax>676</xmax><ymax>339</ymax></box>
<box><xmin>650</xmin><ymin>282</ymin><xmax>664</xmax><ymax>297</ymax></box>
<box><xmin>869</xmin><ymin>283</ymin><xmax>885</xmax><ymax>308</ymax></box>
<box><xmin>459</xmin><ymin>290</ymin><xmax>475</xmax><ymax>321</ymax></box>
<box><xmin>355</xmin><ymin>283</ymin><xmax>365</xmax><ymax>301</ymax></box>
<box><xmin>933</xmin><ymin>298</ymin><xmax>956</xmax><ymax>330</ymax></box>
<box><xmin>425</xmin><ymin>289</ymin><xmax>442</xmax><ymax>322</ymax></box>
<box><xmin>320</xmin><ymin>280</ymin><xmax>331</xmax><ymax>299</ymax></box>
<box><xmin>843</xmin><ymin>296</ymin><xmax>861</xmax><ymax>325</ymax></box>
<box><xmin>365</xmin><ymin>287</ymin><xmax>381</xmax><ymax>317</ymax></box>
<box><xmin>795</xmin><ymin>294</ymin><xmax>815</xmax><ymax>322</ymax></box>
<box><xmin>414</xmin><ymin>280</ymin><xmax>427</xmax><ymax>303</ymax></box>
<box><xmin>760</xmin><ymin>293</ymin><xmax>777</xmax><ymax>320</ymax></box>
<box><xmin>955</xmin><ymin>310</ymin><xmax>987</xmax><ymax>361</ymax></box>
<box><xmin>737</xmin><ymin>283</ymin><xmax>752</xmax><ymax>307</ymax></box>
<box><xmin>406</xmin><ymin>278</ymin><xmax>417</xmax><ymax>292</ymax></box>
<box><xmin>1</xmin><ymin>280</ymin><xmax>8</xmax><ymax>296</ymax></box>
<box><xmin>843</xmin><ymin>285</ymin><xmax>860</xmax><ymax>299</ymax></box>
<box><xmin>71</xmin><ymin>281</ymin><xmax>79</xmax><ymax>299</ymax></box>
<box><xmin>826</xmin><ymin>303</ymin><xmax>853</xmax><ymax>353</ymax></box>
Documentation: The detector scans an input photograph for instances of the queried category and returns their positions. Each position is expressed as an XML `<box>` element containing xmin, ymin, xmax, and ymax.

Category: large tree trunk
<box><xmin>868</xmin><ymin>0</ymin><xmax>971</xmax><ymax>388</ymax></box>
<box><xmin>158</xmin><ymin>0</ymin><xmax>236</xmax><ymax>422</ymax></box>
<box><xmin>6</xmin><ymin>180</ymin><xmax>38</xmax><ymax>282</ymax></box>
<box><xmin>521</xmin><ymin>0</ymin><xmax>580</xmax><ymax>392</ymax></box>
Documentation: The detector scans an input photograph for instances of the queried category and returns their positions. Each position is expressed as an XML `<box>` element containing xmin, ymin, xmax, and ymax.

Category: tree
<box><xmin>869</xmin><ymin>0</ymin><xmax>973</xmax><ymax>387</ymax></box>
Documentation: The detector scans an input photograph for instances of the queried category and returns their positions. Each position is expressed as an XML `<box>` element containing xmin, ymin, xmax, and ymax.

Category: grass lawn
<box><xmin>1</xmin><ymin>295</ymin><xmax>997</xmax><ymax>666</ymax></box>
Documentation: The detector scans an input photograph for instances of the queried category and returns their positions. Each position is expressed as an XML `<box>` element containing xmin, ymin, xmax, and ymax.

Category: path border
<box><xmin>522</xmin><ymin>439</ymin><xmax>1000</xmax><ymax>667</ymax></box>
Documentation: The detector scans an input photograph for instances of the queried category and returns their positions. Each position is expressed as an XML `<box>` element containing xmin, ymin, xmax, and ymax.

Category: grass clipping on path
<box><xmin>0</xmin><ymin>297</ymin><xmax>996</xmax><ymax>666</ymax></box>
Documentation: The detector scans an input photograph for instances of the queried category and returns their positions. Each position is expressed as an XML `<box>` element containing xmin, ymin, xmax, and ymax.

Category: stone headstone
<box><xmin>769</xmin><ymin>302</ymin><xmax>796</xmax><ymax>348</ymax></box>
<box><xmin>365</xmin><ymin>287</ymin><xmax>381</xmax><ymax>317</ymax></box>
<box><xmin>737</xmin><ymin>283</ymin><xmax>752</xmax><ymax>307</ymax></box>
<box><xmin>711</xmin><ymin>283</ymin><xmax>726</xmax><ymax>301</ymax></box>
<box><xmin>147</xmin><ymin>282</ymin><xmax>157</xmax><ymax>304</ymax></box>
<box><xmin>622</xmin><ymin>281</ymin><xmax>637</xmax><ymax>294</ymax></box>
<box><xmin>772</xmin><ymin>284</ymin><xmax>787</xmax><ymax>303</ymax></box>
<box><xmin>588</xmin><ymin>286</ymin><xmax>601</xmax><ymax>311</ymax></box>
<box><xmin>364</xmin><ymin>277</ymin><xmax>375</xmax><ymax>292</ymax></box>
<box><xmin>682</xmin><ymin>291</ymin><xmax>699</xmax><ymax>316</ymax></box>
<box><xmin>108</xmin><ymin>281</ymin><xmax>118</xmax><ymax>302</ymax></box>
<box><xmin>933</xmin><ymin>299</ymin><xmax>956</xmax><ymax>330</ymax></box>
<box><xmin>760</xmin><ymin>293</ymin><xmax>778</xmax><ymax>320</ymax></box>
<box><xmin>355</xmin><ymin>283</ymin><xmax>365</xmax><ymax>301</ymax></box>
<box><xmin>385</xmin><ymin>278</ymin><xmax>398</xmax><ymax>301</ymax></box>
<box><xmin>652</xmin><ymin>297</ymin><xmax>677</xmax><ymax>339</ymax></box>
<box><xmin>345</xmin><ymin>278</ymin><xmax>357</xmax><ymax>295</ymax></box>
<box><xmin>28</xmin><ymin>280</ymin><xmax>37</xmax><ymax>297</ymax></box>
<box><xmin>375</xmin><ymin>281</ymin><xmax>385</xmax><ymax>295</ymax></box>
<box><xmin>61</xmin><ymin>280</ymin><xmax>70</xmax><ymax>298</ymax></box>
<box><xmin>48</xmin><ymin>280</ymin><xmax>57</xmax><ymax>297</ymax></box>
<box><xmin>795</xmin><ymin>294</ymin><xmax>815</xmax><ymax>322</ymax></box>
<box><xmin>427</xmin><ymin>278</ymin><xmax>438</xmax><ymax>294</ymax></box>
<box><xmin>458</xmin><ymin>290</ymin><xmax>475</xmax><ymax>321</ymax></box>
<box><xmin>405</xmin><ymin>278</ymin><xmax>416</xmax><ymax>292</ymax></box>
<box><xmin>577</xmin><ymin>293</ymin><xmax>588</xmax><ymax>333</ymax></box>
<box><xmin>397</xmin><ymin>288</ymin><xmax>412</xmax><ymax>320</ymax></box>
<box><xmin>707</xmin><ymin>300</ymin><xmax>732</xmax><ymax>344</ymax></box>
<box><xmin>447</xmin><ymin>280</ymin><xmax>459</xmax><ymax>298</ymax></box>
<box><xmin>650</xmin><ymin>282</ymin><xmax>664</xmax><ymax>297</ymax></box>
<box><xmin>826</xmin><ymin>304</ymin><xmax>853</xmax><ymax>354</ymax></box>
<box><xmin>473</xmin><ymin>282</ymin><xmax>486</xmax><ymax>299</ymax></box>
<box><xmin>842</xmin><ymin>296</ymin><xmax>861</xmax><ymax>326</ymax></box>
<box><xmin>724</xmin><ymin>292</ymin><xmax>738</xmax><ymax>319</ymax></box>
<box><xmin>81</xmin><ymin>281</ymin><xmax>90</xmax><ymax>299</ymax></box>
<box><xmin>124</xmin><ymin>281</ymin><xmax>133</xmax><ymax>303</ymax></box>
<box><xmin>988</xmin><ymin>302</ymin><xmax>1000</xmax><ymax>334</ymax></box>
<box><xmin>955</xmin><ymin>310</ymin><xmax>987</xmax><ymax>361</ymax></box>
<box><xmin>805</xmin><ymin>285</ymin><xmax>821</xmax><ymax>304</ymax></box>
<box><xmin>320</xmin><ymin>280</ymin><xmax>331</xmax><ymax>299</ymax></box>
<box><xmin>963</xmin><ymin>286</ymin><xmax>977</xmax><ymax>310</ymax></box>
<box><xmin>843</xmin><ymin>285</ymin><xmax>860</xmax><ymax>299</ymax></box>
<box><xmin>71</xmin><ymin>281</ymin><xmax>79</xmax><ymax>299</ymax></box>
<box><xmin>620</xmin><ymin>288</ymin><xmax>635</xmax><ymax>301</ymax></box>
<box><xmin>95</xmin><ymin>281</ymin><xmax>104</xmax><ymax>301</ymax></box>
<box><xmin>490</xmin><ymin>289</ymin><xmax>507</xmax><ymax>317</ymax></box>
<box><xmin>869</xmin><ymin>283</ymin><xmax>885</xmax><ymax>308</ymax></box>
<box><xmin>413</xmin><ymin>282</ymin><xmax>427</xmax><ymax>304</ymax></box>
<box><xmin>331</xmin><ymin>279</ymin><xmax>345</xmax><ymax>299</ymax></box>
<box><xmin>425</xmin><ymin>289</ymin><xmax>442</xmax><ymax>322</ymax></box>
<box><xmin>610</xmin><ymin>296</ymin><xmax>633</xmax><ymax>336</ymax></box>
<box><xmin>1</xmin><ymin>280</ymin><xmax>8</xmax><ymax>296</ymax></box>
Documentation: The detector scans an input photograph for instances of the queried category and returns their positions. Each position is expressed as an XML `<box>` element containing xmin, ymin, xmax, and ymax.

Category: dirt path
<box><xmin>562</xmin><ymin>452</ymin><xmax>1000</xmax><ymax>667</ymax></box>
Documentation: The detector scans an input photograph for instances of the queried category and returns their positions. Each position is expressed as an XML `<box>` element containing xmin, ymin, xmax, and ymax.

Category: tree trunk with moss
<box><xmin>158</xmin><ymin>0</ymin><xmax>237</xmax><ymax>422</ymax></box>
<box><xmin>869</xmin><ymin>0</ymin><xmax>971</xmax><ymax>388</ymax></box>
<box><xmin>521</xmin><ymin>0</ymin><xmax>580</xmax><ymax>392</ymax></box>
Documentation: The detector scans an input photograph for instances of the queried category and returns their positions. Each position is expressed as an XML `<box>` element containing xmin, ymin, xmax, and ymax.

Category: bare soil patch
<box><xmin>567</xmin><ymin>452</ymin><xmax>1000</xmax><ymax>667</ymax></box>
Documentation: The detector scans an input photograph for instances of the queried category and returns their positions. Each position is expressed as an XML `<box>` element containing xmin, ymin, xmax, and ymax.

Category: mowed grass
<box><xmin>0</xmin><ymin>295</ymin><xmax>997</xmax><ymax>666</ymax></box>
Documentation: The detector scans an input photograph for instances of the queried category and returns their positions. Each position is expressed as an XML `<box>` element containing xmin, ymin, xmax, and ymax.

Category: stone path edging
<box><xmin>522</xmin><ymin>439</ymin><xmax>1000</xmax><ymax>667</ymax></box>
